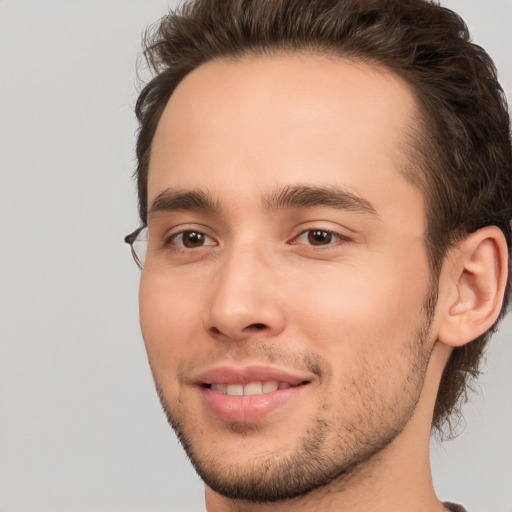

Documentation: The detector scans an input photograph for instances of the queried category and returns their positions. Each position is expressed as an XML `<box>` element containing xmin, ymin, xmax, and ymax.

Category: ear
<box><xmin>437</xmin><ymin>226</ymin><xmax>509</xmax><ymax>348</ymax></box>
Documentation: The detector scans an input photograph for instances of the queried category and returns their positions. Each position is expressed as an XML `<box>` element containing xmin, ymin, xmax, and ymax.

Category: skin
<box><xmin>138</xmin><ymin>54</ymin><xmax>506</xmax><ymax>511</ymax></box>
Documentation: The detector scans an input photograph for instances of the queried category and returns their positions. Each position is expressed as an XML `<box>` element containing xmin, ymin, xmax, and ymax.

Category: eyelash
<box><xmin>165</xmin><ymin>230</ymin><xmax>217</xmax><ymax>249</ymax></box>
<box><xmin>290</xmin><ymin>229</ymin><xmax>350</xmax><ymax>247</ymax></box>
<box><xmin>164</xmin><ymin>228</ymin><xmax>349</xmax><ymax>250</ymax></box>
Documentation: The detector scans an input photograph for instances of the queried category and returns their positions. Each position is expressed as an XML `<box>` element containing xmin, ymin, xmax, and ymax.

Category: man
<box><xmin>125</xmin><ymin>1</ymin><xmax>512</xmax><ymax>510</ymax></box>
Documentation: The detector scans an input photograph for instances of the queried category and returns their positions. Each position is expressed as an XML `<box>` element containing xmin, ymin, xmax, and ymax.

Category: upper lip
<box><xmin>193</xmin><ymin>364</ymin><xmax>314</xmax><ymax>386</ymax></box>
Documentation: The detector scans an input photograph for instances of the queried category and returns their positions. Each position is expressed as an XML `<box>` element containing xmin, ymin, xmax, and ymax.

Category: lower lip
<box><xmin>200</xmin><ymin>385</ymin><xmax>308</xmax><ymax>423</ymax></box>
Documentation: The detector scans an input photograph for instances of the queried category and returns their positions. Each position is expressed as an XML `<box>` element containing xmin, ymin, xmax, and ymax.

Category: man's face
<box><xmin>140</xmin><ymin>54</ymin><xmax>436</xmax><ymax>501</ymax></box>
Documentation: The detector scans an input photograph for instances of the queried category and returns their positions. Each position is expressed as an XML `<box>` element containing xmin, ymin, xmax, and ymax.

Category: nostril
<box><xmin>249</xmin><ymin>323</ymin><xmax>267</xmax><ymax>330</ymax></box>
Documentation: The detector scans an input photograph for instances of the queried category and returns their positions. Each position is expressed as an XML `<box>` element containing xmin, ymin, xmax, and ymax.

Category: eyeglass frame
<box><xmin>124</xmin><ymin>225</ymin><xmax>147</xmax><ymax>271</ymax></box>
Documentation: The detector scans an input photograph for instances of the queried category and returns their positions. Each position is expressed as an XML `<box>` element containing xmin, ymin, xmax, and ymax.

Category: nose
<box><xmin>205</xmin><ymin>246</ymin><xmax>286</xmax><ymax>341</ymax></box>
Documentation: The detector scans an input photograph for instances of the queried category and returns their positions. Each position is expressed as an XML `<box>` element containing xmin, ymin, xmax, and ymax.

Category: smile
<box><xmin>195</xmin><ymin>367</ymin><xmax>313</xmax><ymax>422</ymax></box>
<box><xmin>207</xmin><ymin>381</ymin><xmax>303</xmax><ymax>396</ymax></box>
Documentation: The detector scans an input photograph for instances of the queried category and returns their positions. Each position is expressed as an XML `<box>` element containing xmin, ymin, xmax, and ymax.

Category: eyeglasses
<box><xmin>124</xmin><ymin>226</ymin><xmax>149</xmax><ymax>270</ymax></box>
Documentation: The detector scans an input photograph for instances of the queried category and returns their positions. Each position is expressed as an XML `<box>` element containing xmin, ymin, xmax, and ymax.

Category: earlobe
<box><xmin>437</xmin><ymin>226</ymin><xmax>509</xmax><ymax>348</ymax></box>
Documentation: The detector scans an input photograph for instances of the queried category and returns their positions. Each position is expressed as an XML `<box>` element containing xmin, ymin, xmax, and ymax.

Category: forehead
<box><xmin>149</xmin><ymin>53</ymin><xmax>422</xmax><ymax>219</ymax></box>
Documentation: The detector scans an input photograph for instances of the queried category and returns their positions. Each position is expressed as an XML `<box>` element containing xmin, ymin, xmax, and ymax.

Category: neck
<box><xmin>205</xmin><ymin>342</ymin><xmax>452</xmax><ymax>512</ymax></box>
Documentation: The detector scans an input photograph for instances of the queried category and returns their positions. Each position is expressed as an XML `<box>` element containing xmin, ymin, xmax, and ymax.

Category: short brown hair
<box><xmin>134</xmin><ymin>0</ymin><xmax>512</xmax><ymax>435</ymax></box>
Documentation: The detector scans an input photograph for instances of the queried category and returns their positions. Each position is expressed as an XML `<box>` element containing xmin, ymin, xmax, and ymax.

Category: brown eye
<box><xmin>291</xmin><ymin>229</ymin><xmax>348</xmax><ymax>247</ymax></box>
<box><xmin>182</xmin><ymin>231</ymin><xmax>206</xmax><ymax>248</ymax></box>
<box><xmin>171</xmin><ymin>230</ymin><xmax>216</xmax><ymax>249</ymax></box>
<box><xmin>307</xmin><ymin>230</ymin><xmax>333</xmax><ymax>245</ymax></box>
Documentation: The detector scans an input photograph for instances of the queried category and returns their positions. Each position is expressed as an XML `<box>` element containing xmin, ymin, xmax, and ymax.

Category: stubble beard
<box><xmin>151</xmin><ymin>291</ymin><xmax>437</xmax><ymax>503</ymax></box>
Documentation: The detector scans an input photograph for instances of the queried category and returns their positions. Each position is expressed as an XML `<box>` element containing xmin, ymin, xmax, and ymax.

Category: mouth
<box><xmin>195</xmin><ymin>365</ymin><xmax>313</xmax><ymax>423</ymax></box>
<box><xmin>204</xmin><ymin>380</ymin><xmax>310</xmax><ymax>396</ymax></box>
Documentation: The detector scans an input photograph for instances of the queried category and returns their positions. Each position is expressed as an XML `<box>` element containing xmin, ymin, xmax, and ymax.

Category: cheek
<box><xmin>289</xmin><ymin>251</ymin><xmax>431</xmax><ymax>355</ymax></box>
<box><xmin>139</xmin><ymin>274</ymin><xmax>204</xmax><ymax>375</ymax></box>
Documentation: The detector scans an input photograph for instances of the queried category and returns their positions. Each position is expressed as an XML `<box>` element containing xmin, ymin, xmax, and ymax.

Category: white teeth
<box><xmin>211</xmin><ymin>383</ymin><xmax>227</xmax><ymax>393</ymax></box>
<box><xmin>210</xmin><ymin>380</ymin><xmax>292</xmax><ymax>395</ymax></box>
<box><xmin>226</xmin><ymin>384</ymin><xmax>244</xmax><ymax>396</ymax></box>
<box><xmin>244</xmin><ymin>382</ymin><xmax>263</xmax><ymax>396</ymax></box>
<box><xmin>262</xmin><ymin>381</ymin><xmax>279</xmax><ymax>393</ymax></box>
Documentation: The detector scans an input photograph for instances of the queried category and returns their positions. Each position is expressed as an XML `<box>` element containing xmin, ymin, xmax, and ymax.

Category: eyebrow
<box><xmin>264</xmin><ymin>185</ymin><xmax>378</xmax><ymax>216</ymax></box>
<box><xmin>147</xmin><ymin>184</ymin><xmax>378</xmax><ymax>218</ymax></box>
<box><xmin>148</xmin><ymin>188</ymin><xmax>220</xmax><ymax>218</ymax></box>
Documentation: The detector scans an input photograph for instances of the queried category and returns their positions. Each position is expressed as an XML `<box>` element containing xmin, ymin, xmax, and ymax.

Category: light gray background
<box><xmin>0</xmin><ymin>1</ymin><xmax>510</xmax><ymax>511</ymax></box>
